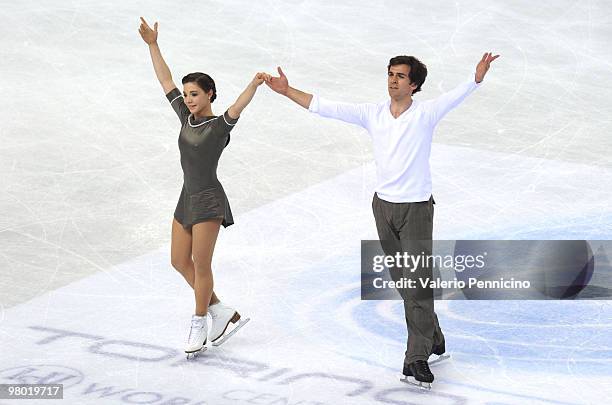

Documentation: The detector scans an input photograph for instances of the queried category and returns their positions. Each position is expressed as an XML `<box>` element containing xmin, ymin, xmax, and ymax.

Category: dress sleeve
<box><xmin>214</xmin><ymin>110</ymin><xmax>239</xmax><ymax>147</ymax></box>
<box><xmin>216</xmin><ymin>110</ymin><xmax>239</xmax><ymax>133</ymax></box>
<box><xmin>166</xmin><ymin>88</ymin><xmax>190</xmax><ymax>125</ymax></box>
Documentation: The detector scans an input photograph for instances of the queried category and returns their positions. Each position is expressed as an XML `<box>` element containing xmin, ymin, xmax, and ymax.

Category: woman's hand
<box><xmin>227</xmin><ymin>72</ymin><xmax>272</xmax><ymax>119</ymax></box>
<box><xmin>138</xmin><ymin>17</ymin><xmax>158</xmax><ymax>45</ymax></box>
<box><xmin>251</xmin><ymin>72</ymin><xmax>271</xmax><ymax>87</ymax></box>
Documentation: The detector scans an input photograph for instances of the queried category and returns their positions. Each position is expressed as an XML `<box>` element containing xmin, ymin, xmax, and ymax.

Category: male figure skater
<box><xmin>265</xmin><ymin>52</ymin><xmax>499</xmax><ymax>387</ymax></box>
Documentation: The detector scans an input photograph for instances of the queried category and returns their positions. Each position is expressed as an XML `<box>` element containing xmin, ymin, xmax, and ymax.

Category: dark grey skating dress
<box><xmin>166</xmin><ymin>88</ymin><xmax>238</xmax><ymax>228</ymax></box>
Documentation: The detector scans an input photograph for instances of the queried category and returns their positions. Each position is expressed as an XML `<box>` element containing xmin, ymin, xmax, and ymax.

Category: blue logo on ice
<box><xmin>297</xmin><ymin>245</ymin><xmax>612</xmax><ymax>376</ymax></box>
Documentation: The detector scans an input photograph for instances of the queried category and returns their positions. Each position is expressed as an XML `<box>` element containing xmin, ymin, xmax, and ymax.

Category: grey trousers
<box><xmin>372</xmin><ymin>193</ymin><xmax>444</xmax><ymax>364</ymax></box>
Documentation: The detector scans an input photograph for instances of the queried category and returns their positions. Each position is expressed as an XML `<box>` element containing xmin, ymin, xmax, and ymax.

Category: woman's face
<box><xmin>183</xmin><ymin>82</ymin><xmax>213</xmax><ymax>116</ymax></box>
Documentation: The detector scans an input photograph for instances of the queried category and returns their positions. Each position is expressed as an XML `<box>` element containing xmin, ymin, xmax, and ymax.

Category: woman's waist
<box><xmin>182</xmin><ymin>177</ymin><xmax>223</xmax><ymax>193</ymax></box>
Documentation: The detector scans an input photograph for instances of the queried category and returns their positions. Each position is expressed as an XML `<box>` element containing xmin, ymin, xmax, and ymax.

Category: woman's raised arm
<box><xmin>138</xmin><ymin>17</ymin><xmax>177</xmax><ymax>94</ymax></box>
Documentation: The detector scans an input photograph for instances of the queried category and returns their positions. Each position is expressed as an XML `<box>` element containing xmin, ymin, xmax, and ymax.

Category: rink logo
<box><xmin>80</xmin><ymin>383</ymin><xmax>208</xmax><ymax>404</ymax></box>
<box><xmin>26</xmin><ymin>326</ymin><xmax>375</xmax><ymax>397</ymax></box>
<box><xmin>0</xmin><ymin>365</ymin><xmax>84</xmax><ymax>388</ymax></box>
<box><xmin>21</xmin><ymin>326</ymin><xmax>460</xmax><ymax>404</ymax></box>
<box><xmin>18</xmin><ymin>326</ymin><xmax>562</xmax><ymax>405</ymax></box>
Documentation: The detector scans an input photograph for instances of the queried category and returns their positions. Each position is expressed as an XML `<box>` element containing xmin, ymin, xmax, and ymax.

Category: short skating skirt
<box><xmin>174</xmin><ymin>184</ymin><xmax>234</xmax><ymax>229</ymax></box>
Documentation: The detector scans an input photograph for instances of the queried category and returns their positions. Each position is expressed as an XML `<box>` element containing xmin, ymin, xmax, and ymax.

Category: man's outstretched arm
<box><xmin>265</xmin><ymin>67</ymin><xmax>370</xmax><ymax>128</ymax></box>
<box><xmin>265</xmin><ymin>67</ymin><xmax>313</xmax><ymax>108</ymax></box>
<box><xmin>427</xmin><ymin>52</ymin><xmax>500</xmax><ymax>125</ymax></box>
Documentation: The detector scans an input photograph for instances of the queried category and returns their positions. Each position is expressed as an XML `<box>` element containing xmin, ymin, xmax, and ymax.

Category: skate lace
<box><xmin>188</xmin><ymin>319</ymin><xmax>204</xmax><ymax>342</ymax></box>
<box><xmin>415</xmin><ymin>360</ymin><xmax>432</xmax><ymax>375</ymax></box>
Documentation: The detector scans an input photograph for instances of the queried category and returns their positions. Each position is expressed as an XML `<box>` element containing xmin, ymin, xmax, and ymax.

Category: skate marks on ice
<box><xmin>0</xmin><ymin>249</ymin><xmax>594</xmax><ymax>402</ymax></box>
<box><xmin>294</xmin><ymin>253</ymin><xmax>612</xmax><ymax>369</ymax></box>
<box><xmin>267</xmin><ymin>153</ymin><xmax>612</xmax><ymax>402</ymax></box>
<box><xmin>0</xmin><ymin>326</ymin><xmax>457</xmax><ymax>404</ymax></box>
<box><xmin>2</xmin><ymin>326</ymin><xmax>582</xmax><ymax>405</ymax></box>
<box><xmin>2</xmin><ymin>145</ymin><xmax>612</xmax><ymax>403</ymax></box>
<box><xmin>296</xmin><ymin>256</ymin><xmax>612</xmax><ymax>401</ymax></box>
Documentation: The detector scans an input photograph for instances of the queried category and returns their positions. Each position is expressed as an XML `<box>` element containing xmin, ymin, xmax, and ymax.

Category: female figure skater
<box><xmin>138</xmin><ymin>17</ymin><xmax>268</xmax><ymax>357</ymax></box>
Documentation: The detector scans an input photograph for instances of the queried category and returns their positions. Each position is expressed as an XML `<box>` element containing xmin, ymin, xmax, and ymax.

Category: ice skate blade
<box><xmin>400</xmin><ymin>376</ymin><xmax>431</xmax><ymax>390</ymax></box>
<box><xmin>212</xmin><ymin>318</ymin><xmax>250</xmax><ymax>346</ymax></box>
<box><xmin>429</xmin><ymin>353</ymin><xmax>450</xmax><ymax>365</ymax></box>
<box><xmin>185</xmin><ymin>346</ymin><xmax>207</xmax><ymax>359</ymax></box>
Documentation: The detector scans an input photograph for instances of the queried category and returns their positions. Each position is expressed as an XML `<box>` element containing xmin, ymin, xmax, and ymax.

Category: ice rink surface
<box><xmin>1</xmin><ymin>0</ymin><xmax>612</xmax><ymax>404</ymax></box>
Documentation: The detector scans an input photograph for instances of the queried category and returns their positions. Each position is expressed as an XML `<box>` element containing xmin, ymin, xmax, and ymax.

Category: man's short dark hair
<box><xmin>388</xmin><ymin>56</ymin><xmax>427</xmax><ymax>94</ymax></box>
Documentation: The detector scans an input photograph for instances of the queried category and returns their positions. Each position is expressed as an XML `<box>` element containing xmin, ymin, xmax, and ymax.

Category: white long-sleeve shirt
<box><xmin>308</xmin><ymin>79</ymin><xmax>480</xmax><ymax>203</ymax></box>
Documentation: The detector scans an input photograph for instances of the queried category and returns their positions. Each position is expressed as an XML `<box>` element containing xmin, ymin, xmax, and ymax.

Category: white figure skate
<box><xmin>185</xmin><ymin>314</ymin><xmax>207</xmax><ymax>359</ymax></box>
<box><xmin>208</xmin><ymin>303</ymin><xmax>250</xmax><ymax>346</ymax></box>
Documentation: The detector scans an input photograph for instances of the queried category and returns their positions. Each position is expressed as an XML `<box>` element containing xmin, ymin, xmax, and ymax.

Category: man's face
<box><xmin>388</xmin><ymin>64</ymin><xmax>417</xmax><ymax>98</ymax></box>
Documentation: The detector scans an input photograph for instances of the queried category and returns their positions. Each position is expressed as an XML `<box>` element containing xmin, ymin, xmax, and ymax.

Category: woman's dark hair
<box><xmin>388</xmin><ymin>56</ymin><xmax>427</xmax><ymax>94</ymax></box>
<box><xmin>182</xmin><ymin>72</ymin><xmax>217</xmax><ymax>103</ymax></box>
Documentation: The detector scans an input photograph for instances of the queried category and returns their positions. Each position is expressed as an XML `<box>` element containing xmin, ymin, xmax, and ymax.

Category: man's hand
<box><xmin>265</xmin><ymin>66</ymin><xmax>289</xmax><ymax>95</ymax></box>
<box><xmin>475</xmin><ymin>52</ymin><xmax>499</xmax><ymax>83</ymax></box>
<box><xmin>138</xmin><ymin>17</ymin><xmax>158</xmax><ymax>45</ymax></box>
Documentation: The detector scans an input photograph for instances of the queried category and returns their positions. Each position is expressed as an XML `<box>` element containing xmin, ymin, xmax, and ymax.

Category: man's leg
<box><xmin>397</xmin><ymin>197</ymin><xmax>444</xmax><ymax>365</ymax></box>
<box><xmin>372</xmin><ymin>193</ymin><xmax>400</xmax><ymax>250</ymax></box>
<box><xmin>372</xmin><ymin>194</ymin><xmax>422</xmax><ymax>359</ymax></box>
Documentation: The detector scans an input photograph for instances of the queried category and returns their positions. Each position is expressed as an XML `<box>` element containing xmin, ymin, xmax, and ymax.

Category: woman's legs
<box><xmin>190</xmin><ymin>219</ymin><xmax>222</xmax><ymax>315</ymax></box>
<box><xmin>170</xmin><ymin>218</ymin><xmax>220</xmax><ymax>307</ymax></box>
